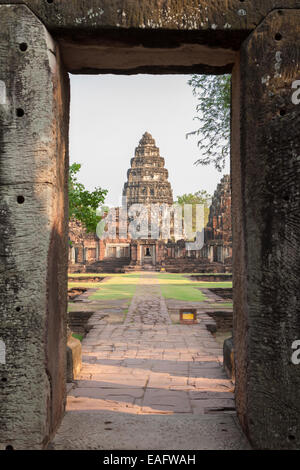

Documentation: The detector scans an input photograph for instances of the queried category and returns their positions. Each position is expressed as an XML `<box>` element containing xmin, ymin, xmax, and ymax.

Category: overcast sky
<box><xmin>69</xmin><ymin>74</ymin><xmax>230</xmax><ymax>207</ymax></box>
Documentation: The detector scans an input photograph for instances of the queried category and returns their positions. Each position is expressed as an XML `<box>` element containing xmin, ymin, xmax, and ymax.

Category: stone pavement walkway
<box><xmin>53</xmin><ymin>273</ymin><xmax>250</xmax><ymax>450</ymax></box>
<box><xmin>125</xmin><ymin>273</ymin><xmax>171</xmax><ymax>325</ymax></box>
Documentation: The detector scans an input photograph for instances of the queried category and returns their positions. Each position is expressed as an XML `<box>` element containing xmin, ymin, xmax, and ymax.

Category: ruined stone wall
<box><xmin>205</xmin><ymin>175</ymin><xmax>232</xmax><ymax>245</ymax></box>
<box><xmin>69</xmin><ymin>219</ymin><xmax>100</xmax><ymax>263</ymax></box>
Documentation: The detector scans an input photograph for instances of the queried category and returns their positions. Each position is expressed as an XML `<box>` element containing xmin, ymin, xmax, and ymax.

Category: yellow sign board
<box><xmin>179</xmin><ymin>309</ymin><xmax>197</xmax><ymax>324</ymax></box>
<box><xmin>182</xmin><ymin>313</ymin><xmax>195</xmax><ymax>320</ymax></box>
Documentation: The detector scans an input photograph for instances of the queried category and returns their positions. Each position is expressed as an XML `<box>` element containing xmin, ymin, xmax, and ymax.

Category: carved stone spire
<box><xmin>123</xmin><ymin>133</ymin><xmax>173</xmax><ymax>205</ymax></box>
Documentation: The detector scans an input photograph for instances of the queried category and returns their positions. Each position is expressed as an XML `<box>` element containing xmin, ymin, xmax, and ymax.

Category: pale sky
<box><xmin>69</xmin><ymin>74</ymin><xmax>230</xmax><ymax>207</ymax></box>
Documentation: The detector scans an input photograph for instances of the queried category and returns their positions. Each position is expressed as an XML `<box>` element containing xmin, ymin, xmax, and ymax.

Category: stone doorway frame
<box><xmin>0</xmin><ymin>1</ymin><xmax>300</xmax><ymax>450</ymax></box>
<box><xmin>141</xmin><ymin>244</ymin><xmax>156</xmax><ymax>266</ymax></box>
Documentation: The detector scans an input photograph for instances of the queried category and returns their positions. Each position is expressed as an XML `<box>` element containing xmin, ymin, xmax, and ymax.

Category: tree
<box><xmin>187</xmin><ymin>75</ymin><xmax>231</xmax><ymax>171</ymax></box>
<box><xmin>69</xmin><ymin>163</ymin><xmax>108</xmax><ymax>233</ymax></box>
<box><xmin>176</xmin><ymin>190</ymin><xmax>211</xmax><ymax>228</ymax></box>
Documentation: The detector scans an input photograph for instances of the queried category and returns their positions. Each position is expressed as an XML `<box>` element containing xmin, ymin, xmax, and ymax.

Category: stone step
<box><xmin>52</xmin><ymin>412</ymin><xmax>250</xmax><ymax>450</ymax></box>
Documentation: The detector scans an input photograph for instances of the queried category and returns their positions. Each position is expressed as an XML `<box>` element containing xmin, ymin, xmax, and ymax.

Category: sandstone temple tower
<box><xmin>69</xmin><ymin>133</ymin><xmax>232</xmax><ymax>272</ymax></box>
<box><xmin>123</xmin><ymin>132</ymin><xmax>173</xmax><ymax>205</ymax></box>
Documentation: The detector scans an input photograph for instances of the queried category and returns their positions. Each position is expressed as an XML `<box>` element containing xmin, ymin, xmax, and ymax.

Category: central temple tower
<box><xmin>123</xmin><ymin>132</ymin><xmax>173</xmax><ymax>206</ymax></box>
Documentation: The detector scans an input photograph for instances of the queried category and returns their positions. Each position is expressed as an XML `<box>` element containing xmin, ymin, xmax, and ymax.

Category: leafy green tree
<box><xmin>69</xmin><ymin>163</ymin><xmax>108</xmax><ymax>233</ymax></box>
<box><xmin>176</xmin><ymin>190</ymin><xmax>211</xmax><ymax>206</ymax></box>
<box><xmin>187</xmin><ymin>75</ymin><xmax>231</xmax><ymax>171</ymax></box>
<box><xmin>176</xmin><ymin>190</ymin><xmax>211</xmax><ymax>227</ymax></box>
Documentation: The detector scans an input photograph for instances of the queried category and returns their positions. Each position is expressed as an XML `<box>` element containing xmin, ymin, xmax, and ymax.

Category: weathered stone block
<box><xmin>232</xmin><ymin>9</ymin><xmax>300</xmax><ymax>449</ymax></box>
<box><xmin>67</xmin><ymin>336</ymin><xmax>82</xmax><ymax>382</ymax></box>
<box><xmin>0</xmin><ymin>5</ymin><xmax>69</xmax><ymax>449</ymax></box>
<box><xmin>223</xmin><ymin>337</ymin><xmax>235</xmax><ymax>382</ymax></box>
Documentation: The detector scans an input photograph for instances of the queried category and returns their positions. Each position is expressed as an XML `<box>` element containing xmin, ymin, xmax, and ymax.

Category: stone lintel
<box><xmin>0</xmin><ymin>1</ymin><xmax>299</xmax><ymax>73</ymax></box>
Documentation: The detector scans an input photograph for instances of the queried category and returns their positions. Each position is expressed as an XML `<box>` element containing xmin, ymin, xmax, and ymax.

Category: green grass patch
<box><xmin>157</xmin><ymin>273</ymin><xmax>206</xmax><ymax>301</ymax></box>
<box><xmin>72</xmin><ymin>333</ymin><xmax>83</xmax><ymax>342</ymax></box>
<box><xmin>68</xmin><ymin>272</ymin><xmax>232</xmax><ymax>303</ymax></box>
<box><xmin>188</xmin><ymin>273</ymin><xmax>232</xmax><ymax>276</ymax></box>
<box><xmin>211</xmin><ymin>302</ymin><xmax>233</xmax><ymax>308</ymax></box>
<box><xmin>89</xmin><ymin>274</ymin><xmax>139</xmax><ymax>301</ymax></box>
<box><xmin>68</xmin><ymin>273</ymin><xmax>106</xmax><ymax>277</ymax></box>
<box><xmin>68</xmin><ymin>272</ymin><xmax>141</xmax><ymax>278</ymax></box>
<box><xmin>195</xmin><ymin>282</ymin><xmax>232</xmax><ymax>288</ymax></box>
<box><xmin>157</xmin><ymin>273</ymin><xmax>232</xmax><ymax>302</ymax></box>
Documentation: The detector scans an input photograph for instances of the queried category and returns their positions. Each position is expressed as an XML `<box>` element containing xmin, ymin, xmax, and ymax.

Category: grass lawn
<box><xmin>188</xmin><ymin>273</ymin><xmax>231</xmax><ymax>276</ymax></box>
<box><xmin>194</xmin><ymin>282</ymin><xmax>232</xmax><ymax>289</ymax></box>
<box><xmin>211</xmin><ymin>302</ymin><xmax>233</xmax><ymax>308</ymax></box>
<box><xmin>157</xmin><ymin>273</ymin><xmax>206</xmax><ymax>301</ymax></box>
<box><xmin>72</xmin><ymin>333</ymin><xmax>83</xmax><ymax>342</ymax></box>
<box><xmin>68</xmin><ymin>273</ymin><xmax>139</xmax><ymax>301</ymax></box>
<box><xmin>68</xmin><ymin>272</ymin><xmax>141</xmax><ymax>279</ymax></box>
<box><xmin>68</xmin><ymin>272</ymin><xmax>232</xmax><ymax>303</ymax></box>
<box><xmin>157</xmin><ymin>273</ymin><xmax>232</xmax><ymax>302</ymax></box>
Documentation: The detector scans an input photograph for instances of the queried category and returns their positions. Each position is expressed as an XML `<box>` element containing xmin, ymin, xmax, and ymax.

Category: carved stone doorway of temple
<box><xmin>141</xmin><ymin>245</ymin><xmax>155</xmax><ymax>266</ymax></box>
<box><xmin>213</xmin><ymin>246</ymin><xmax>218</xmax><ymax>263</ymax></box>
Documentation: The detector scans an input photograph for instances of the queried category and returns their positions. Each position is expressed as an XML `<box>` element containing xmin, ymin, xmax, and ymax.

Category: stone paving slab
<box><xmin>125</xmin><ymin>274</ymin><xmax>171</xmax><ymax>325</ymax></box>
<box><xmin>190</xmin><ymin>398</ymin><xmax>235</xmax><ymax>415</ymax></box>
<box><xmin>52</xmin><ymin>412</ymin><xmax>250</xmax><ymax>450</ymax></box>
<box><xmin>53</xmin><ymin>273</ymin><xmax>250</xmax><ymax>450</ymax></box>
